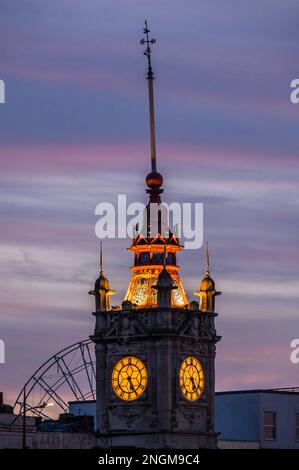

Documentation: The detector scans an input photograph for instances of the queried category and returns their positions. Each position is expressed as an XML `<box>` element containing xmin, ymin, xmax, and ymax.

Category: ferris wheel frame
<box><xmin>13</xmin><ymin>339</ymin><xmax>96</xmax><ymax>420</ymax></box>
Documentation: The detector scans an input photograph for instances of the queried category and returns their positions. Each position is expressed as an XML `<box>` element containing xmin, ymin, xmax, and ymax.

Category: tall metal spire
<box><xmin>205</xmin><ymin>242</ymin><xmax>210</xmax><ymax>277</ymax></box>
<box><xmin>140</xmin><ymin>20</ymin><xmax>157</xmax><ymax>172</ymax></box>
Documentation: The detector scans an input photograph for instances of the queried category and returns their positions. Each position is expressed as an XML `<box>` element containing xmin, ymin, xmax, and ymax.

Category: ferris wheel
<box><xmin>13</xmin><ymin>339</ymin><xmax>96</xmax><ymax>420</ymax></box>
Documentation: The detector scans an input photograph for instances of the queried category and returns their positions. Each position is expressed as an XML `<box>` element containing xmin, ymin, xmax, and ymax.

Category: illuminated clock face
<box><xmin>112</xmin><ymin>356</ymin><xmax>147</xmax><ymax>401</ymax></box>
<box><xmin>179</xmin><ymin>357</ymin><xmax>204</xmax><ymax>401</ymax></box>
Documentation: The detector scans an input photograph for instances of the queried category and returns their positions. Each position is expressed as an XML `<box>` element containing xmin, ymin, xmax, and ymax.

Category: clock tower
<box><xmin>91</xmin><ymin>22</ymin><xmax>221</xmax><ymax>449</ymax></box>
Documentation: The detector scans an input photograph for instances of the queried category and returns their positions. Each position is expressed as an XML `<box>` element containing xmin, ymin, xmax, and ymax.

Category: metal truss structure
<box><xmin>13</xmin><ymin>339</ymin><xmax>96</xmax><ymax>420</ymax></box>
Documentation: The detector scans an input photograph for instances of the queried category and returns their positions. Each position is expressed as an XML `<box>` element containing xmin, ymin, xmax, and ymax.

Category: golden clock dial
<box><xmin>111</xmin><ymin>356</ymin><xmax>147</xmax><ymax>401</ymax></box>
<box><xmin>179</xmin><ymin>356</ymin><xmax>204</xmax><ymax>401</ymax></box>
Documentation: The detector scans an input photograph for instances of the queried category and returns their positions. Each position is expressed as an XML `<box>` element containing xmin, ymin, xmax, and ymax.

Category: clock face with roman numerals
<box><xmin>111</xmin><ymin>356</ymin><xmax>147</xmax><ymax>401</ymax></box>
<box><xmin>179</xmin><ymin>356</ymin><xmax>204</xmax><ymax>401</ymax></box>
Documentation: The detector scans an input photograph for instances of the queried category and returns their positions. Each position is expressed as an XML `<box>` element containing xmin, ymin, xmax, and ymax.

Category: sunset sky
<box><xmin>1</xmin><ymin>1</ymin><xmax>299</xmax><ymax>405</ymax></box>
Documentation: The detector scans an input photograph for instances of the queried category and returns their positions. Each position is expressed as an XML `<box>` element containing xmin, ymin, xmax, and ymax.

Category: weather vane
<box><xmin>140</xmin><ymin>20</ymin><xmax>157</xmax><ymax>172</ymax></box>
<box><xmin>140</xmin><ymin>20</ymin><xmax>156</xmax><ymax>80</ymax></box>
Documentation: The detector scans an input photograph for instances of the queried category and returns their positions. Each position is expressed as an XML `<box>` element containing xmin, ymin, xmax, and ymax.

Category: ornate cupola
<box><xmin>194</xmin><ymin>242</ymin><xmax>221</xmax><ymax>313</ymax></box>
<box><xmin>89</xmin><ymin>242</ymin><xmax>115</xmax><ymax>312</ymax></box>
<box><xmin>124</xmin><ymin>22</ymin><xmax>188</xmax><ymax>308</ymax></box>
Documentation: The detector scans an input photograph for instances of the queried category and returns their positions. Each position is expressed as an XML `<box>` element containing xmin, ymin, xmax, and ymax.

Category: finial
<box><xmin>205</xmin><ymin>241</ymin><xmax>210</xmax><ymax>277</ymax></box>
<box><xmin>140</xmin><ymin>20</ymin><xmax>158</xmax><ymax>173</ymax></box>
<box><xmin>100</xmin><ymin>241</ymin><xmax>103</xmax><ymax>275</ymax></box>
<box><xmin>140</xmin><ymin>20</ymin><xmax>156</xmax><ymax>80</ymax></box>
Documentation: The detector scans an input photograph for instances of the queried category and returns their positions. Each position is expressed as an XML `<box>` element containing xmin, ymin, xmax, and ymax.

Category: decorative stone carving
<box><xmin>109</xmin><ymin>405</ymin><xmax>147</xmax><ymax>429</ymax></box>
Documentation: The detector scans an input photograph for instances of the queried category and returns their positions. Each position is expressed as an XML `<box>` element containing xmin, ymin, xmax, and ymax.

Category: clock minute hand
<box><xmin>190</xmin><ymin>376</ymin><xmax>197</xmax><ymax>391</ymax></box>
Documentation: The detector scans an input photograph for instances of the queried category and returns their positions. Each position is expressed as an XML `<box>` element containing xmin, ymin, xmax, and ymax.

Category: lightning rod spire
<box><xmin>100</xmin><ymin>241</ymin><xmax>103</xmax><ymax>275</ymax></box>
<box><xmin>140</xmin><ymin>20</ymin><xmax>157</xmax><ymax>172</ymax></box>
<box><xmin>205</xmin><ymin>242</ymin><xmax>210</xmax><ymax>277</ymax></box>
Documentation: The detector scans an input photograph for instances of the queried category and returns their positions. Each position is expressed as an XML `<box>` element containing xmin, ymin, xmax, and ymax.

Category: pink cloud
<box><xmin>0</xmin><ymin>143</ymin><xmax>298</xmax><ymax>178</ymax></box>
<box><xmin>216</xmin><ymin>342</ymin><xmax>297</xmax><ymax>390</ymax></box>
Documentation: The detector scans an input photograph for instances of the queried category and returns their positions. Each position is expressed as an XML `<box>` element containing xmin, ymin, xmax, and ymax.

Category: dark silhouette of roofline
<box><xmin>216</xmin><ymin>387</ymin><xmax>299</xmax><ymax>396</ymax></box>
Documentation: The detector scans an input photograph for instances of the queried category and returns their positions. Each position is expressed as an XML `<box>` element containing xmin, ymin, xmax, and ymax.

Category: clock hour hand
<box><xmin>127</xmin><ymin>375</ymin><xmax>135</xmax><ymax>391</ymax></box>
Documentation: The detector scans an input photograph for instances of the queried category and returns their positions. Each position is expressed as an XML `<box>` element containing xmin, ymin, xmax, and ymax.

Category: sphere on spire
<box><xmin>145</xmin><ymin>171</ymin><xmax>163</xmax><ymax>189</ymax></box>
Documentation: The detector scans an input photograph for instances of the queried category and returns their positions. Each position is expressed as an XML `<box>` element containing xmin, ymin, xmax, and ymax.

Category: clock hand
<box><xmin>190</xmin><ymin>376</ymin><xmax>197</xmax><ymax>391</ymax></box>
<box><xmin>127</xmin><ymin>375</ymin><xmax>135</xmax><ymax>391</ymax></box>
